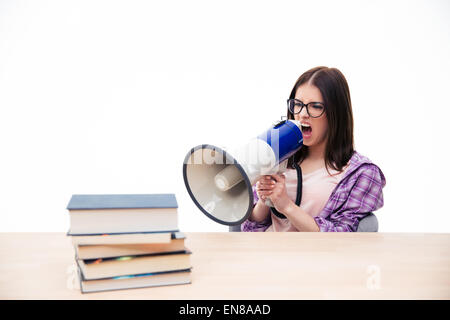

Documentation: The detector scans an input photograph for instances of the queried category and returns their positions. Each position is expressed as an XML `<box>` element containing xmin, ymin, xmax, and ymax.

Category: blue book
<box><xmin>67</xmin><ymin>194</ymin><xmax>178</xmax><ymax>210</ymax></box>
<box><xmin>67</xmin><ymin>194</ymin><xmax>179</xmax><ymax>235</ymax></box>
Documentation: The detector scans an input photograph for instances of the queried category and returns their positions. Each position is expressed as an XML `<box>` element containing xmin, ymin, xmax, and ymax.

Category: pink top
<box><xmin>266</xmin><ymin>165</ymin><xmax>348</xmax><ymax>232</ymax></box>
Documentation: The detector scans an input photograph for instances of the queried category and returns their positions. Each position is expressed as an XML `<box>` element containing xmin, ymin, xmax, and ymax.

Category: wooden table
<box><xmin>0</xmin><ymin>232</ymin><xmax>449</xmax><ymax>299</ymax></box>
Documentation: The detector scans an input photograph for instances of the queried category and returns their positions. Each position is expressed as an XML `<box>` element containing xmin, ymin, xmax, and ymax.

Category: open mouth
<box><xmin>301</xmin><ymin>124</ymin><xmax>312</xmax><ymax>136</ymax></box>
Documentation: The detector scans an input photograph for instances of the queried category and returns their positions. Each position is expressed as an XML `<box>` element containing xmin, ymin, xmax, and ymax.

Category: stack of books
<box><xmin>66</xmin><ymin>193</ymin><xmax>192</xmax><ymax>293</ymax></box>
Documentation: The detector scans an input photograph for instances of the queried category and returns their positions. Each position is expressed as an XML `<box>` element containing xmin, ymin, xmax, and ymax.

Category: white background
<box><xmin>1</xmin><ymin>0</ymin><xmax>449</xmax><ymax>232</ymax></box>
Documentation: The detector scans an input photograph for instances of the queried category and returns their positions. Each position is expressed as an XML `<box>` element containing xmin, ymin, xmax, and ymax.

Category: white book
<box><xmin>77</xmin><ymin>251</ymin><xmax>192</xmax><ymax>280</ymax></box>
<box><xmin>78</xmin><ymin>268</ymin><xmax>192</xmax><ymax>293</ymax></box>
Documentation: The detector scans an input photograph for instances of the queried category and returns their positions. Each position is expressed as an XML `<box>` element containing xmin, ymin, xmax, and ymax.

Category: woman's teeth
<box><xmin>301</xmin><ymin>124</ymin><xmax>312</xmax><ymax>135</ymax></box>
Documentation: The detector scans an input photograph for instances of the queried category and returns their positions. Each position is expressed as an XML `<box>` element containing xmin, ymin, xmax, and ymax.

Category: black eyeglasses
<box><xmin>287</xmin><ymin>99</ymin><xmax>325</xmax><ymax>118</ymax></box>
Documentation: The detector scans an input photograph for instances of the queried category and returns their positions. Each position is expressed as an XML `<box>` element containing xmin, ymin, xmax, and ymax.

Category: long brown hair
<box><xmin>287</xmin><ymin>66</ymin><xmax>354</xmax><ymax>172</ymax></box>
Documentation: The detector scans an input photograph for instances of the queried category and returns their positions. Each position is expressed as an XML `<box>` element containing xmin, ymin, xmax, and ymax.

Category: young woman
<box><xmin>241</xmin><ymin>66</ymin><xmax>386</xmax><ymax>232</ymax></box>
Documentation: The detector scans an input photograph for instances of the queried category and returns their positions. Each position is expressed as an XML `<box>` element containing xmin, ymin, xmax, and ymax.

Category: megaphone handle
<box><xmin>264</xmin><ymin>198</ymin><xmax>274</xmax><ymax>207</ymax></box>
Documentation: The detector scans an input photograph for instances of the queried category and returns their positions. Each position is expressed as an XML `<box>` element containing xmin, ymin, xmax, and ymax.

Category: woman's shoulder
<box><xmin>346</xmin><ymin>151</ymin><xmax>379</xmax><ymax>171</ymax></box>
<box><xmin>343</xmin><ymin>151</ymin><xmax>386</xmax><ymax>186</ymax></box>
<box><xmin>348</xmin><ymin>151</ymin><xmax>375</xmax><ymax>167</ymax></box>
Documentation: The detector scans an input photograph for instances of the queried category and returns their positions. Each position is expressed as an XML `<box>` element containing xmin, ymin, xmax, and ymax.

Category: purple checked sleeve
<box><xmin>314</xmin><ymin>163</ymin><xmax>386</xmax><ymax>232</ymax></box>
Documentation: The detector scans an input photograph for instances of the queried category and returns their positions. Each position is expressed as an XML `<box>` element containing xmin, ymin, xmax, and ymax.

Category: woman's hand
<box><xmin>267</xmin><ymin>173</ymin><xmax>294</xmax><ymax>214</ymax></box>
<box><xmin>255</xmin><ymin>175</ymin><xmax>275</xmax><ymax>203</ymax></box>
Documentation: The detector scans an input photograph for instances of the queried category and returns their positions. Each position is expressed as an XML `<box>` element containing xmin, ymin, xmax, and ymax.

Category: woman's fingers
<box><xmin>256</xmin><ymin>175</ymin><xmax>278</xmax><ymax>201</ymax></box>
<box><xmin>256</xmin><ymin>174</ymin><xmax>286</xmax><ymax>204</ymax></box>
<box><xmin>270</xmin><ymin>174</ymin><xmax>285</xmax><ymax>183</ymax></box>
<box><xmin>259</xmin><ymin>175</ymin><xmax>274</xmax><ymax>183</ymax></box>
<box><xmin>257</xmin><ymin>184</ymin><xmax>275</xmax><ymax>191</ymax></box>
<box><xmin>258</xmin><ymin>190</ymin><xmax>273</xmax><ymax>196</ymax></box>
<box><xmin>257</xmin><ymin>178</ymin><xmax>276</xmax><ymax>190</ymax></box>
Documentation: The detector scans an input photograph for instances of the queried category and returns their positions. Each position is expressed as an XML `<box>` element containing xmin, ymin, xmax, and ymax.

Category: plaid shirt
<box><xmin>241</xmin><ymin>151</ymin><xmax>386</xmax><ymax>232</ymax></box>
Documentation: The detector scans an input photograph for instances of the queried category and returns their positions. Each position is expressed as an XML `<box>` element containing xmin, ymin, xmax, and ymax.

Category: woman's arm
<box><xmin>283</xmin><ymin>204</ymin><xmax>320</xmax><ymax>232</ymax></box>
<box><xmin>269</xmin><ymin>163</ymin><xmax>385</xmax><ymax>232</ymax></box>
<box><xmin>249</xmin><ymin>198</ymin><xmax>271</xmax><ymax>223</ymax></box>
<box><xmin>313</xmin><ymin>164</ymin><xmax>386</xmax><ymax>232</ymax></box>
<box><xmin>268</xmin><ymin>174</ymin><xmax>320</xmax><ymax>232</ymax></box>
<box><xmin>240</xmin><ymin>178</ymin><xmax>273</xmax><ymax>232</ymax></box>
<box><xmin>248</xmin><ymin>176</ymin><xmax>273</xmax><ymax>222</ymax></box>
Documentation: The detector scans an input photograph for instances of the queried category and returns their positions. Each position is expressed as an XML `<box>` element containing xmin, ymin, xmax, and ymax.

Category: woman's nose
<box><xmin>298</xmin><ymin>106</ymin><xmax>309</xmax><ymax>119</ymax></box>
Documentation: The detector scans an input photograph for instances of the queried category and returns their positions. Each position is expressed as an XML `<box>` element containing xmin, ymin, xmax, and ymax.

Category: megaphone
<box><xmin>182</xmin><ymin>119</ymin><xmax>303</xmax><ymax>226</ymax></box>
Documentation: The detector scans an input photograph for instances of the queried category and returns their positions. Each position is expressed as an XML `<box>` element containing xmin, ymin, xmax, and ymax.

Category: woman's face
<box><xmin>294</xmin><ymin>84</ymin><xmax>328</xmax><ymax>149</ymax></box>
